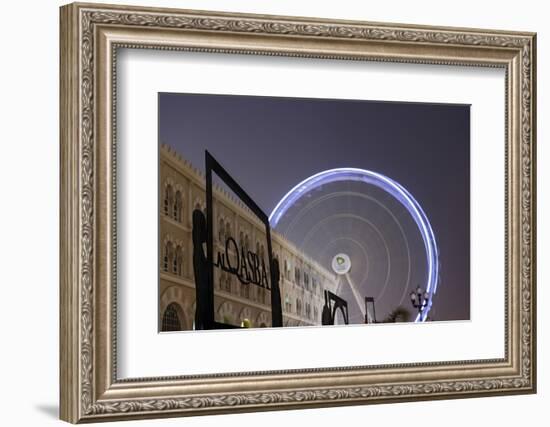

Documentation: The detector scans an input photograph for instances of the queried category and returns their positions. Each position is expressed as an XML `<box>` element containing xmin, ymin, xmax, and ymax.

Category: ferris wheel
<box><xmin>270</xmin><ymin>168</ymin><xmax>440</xmax><ymax>324</ymax></box>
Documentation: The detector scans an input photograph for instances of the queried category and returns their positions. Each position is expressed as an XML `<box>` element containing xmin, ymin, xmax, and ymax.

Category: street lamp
<box><xmin>410</xmin><ymin>286</ymin><xmax>430</xmax><ymax>315</ymax></box>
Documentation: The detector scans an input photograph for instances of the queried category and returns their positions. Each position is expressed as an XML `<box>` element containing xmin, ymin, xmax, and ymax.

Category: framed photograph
<box><xmin>60</xmin><ymin>2</ymin><xmax>536</xmax><ymax>423</ymax></box>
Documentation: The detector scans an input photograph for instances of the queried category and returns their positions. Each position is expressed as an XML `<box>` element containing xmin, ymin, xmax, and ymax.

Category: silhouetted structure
<box><xmin>192</xmin><ymin>151</ymin><xmax>284</xmax><ymax>329</ymax></box>
<box><xmin>364</xmin><ymin>296</ymin><xmax>377</xmax><ymax>324</ymax></box>
<box><xmin>410</xmin><ymin>285</ymin><xmax>430</xmax><ymax>315</ymax></box>
<box><xmin>321</xmin><ymin>290</ymin><xmax>349</xmax><ymax>325</ymax></box>
<box><xmin>192</xmin><ymin>209</ymin><xmax>214</xmax><ymax>330</ymax></box>
<box><xmin>270</xmin><ymin>257</ymin><xmax>283</xmax><ymax>327</ymax></box>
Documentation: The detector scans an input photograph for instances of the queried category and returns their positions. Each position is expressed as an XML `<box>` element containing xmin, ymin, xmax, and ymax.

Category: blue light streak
<box><xmin>269</xmin><ymin>168</ymin><xmax>439</xmax><ymax>322</ymax></box>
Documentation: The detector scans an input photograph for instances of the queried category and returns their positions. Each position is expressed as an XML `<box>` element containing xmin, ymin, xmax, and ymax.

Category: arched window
<box><xmin>174</xmin><ymin>190</ymin><xmax>182</xmax><ymax>222</ymax></box>
<box><xmin>172</xmin><ymin>246</ymin><xmax>178</xmax><ymax>274</ymax></box>
<box><xmin>284</xmin><ymin>260</ymin><xmax>290</xmax><ymax>280</ymax></box>
<box><xmin>174</xmin><ymin>245</ymin><xmax>183</xmax><ymax>275</ymax></box>
<box><xmin>284</xmin><ymin>295</ymin><xmax>292</xmax><ymax>312</ymax></box>
<box><xmin>163</xmin><ymin>241</ymin><xmax>173</xmax><ymax>272</ymax></box>
<box><xmin>218</xmin><ymin>218</ymin><xmax>225</xmax><ymax>242</ymax></box>
<box><xmin>294</xmin><ymin>267</ymin><xmax>301</xmax><ymax>285</ymax></box>
<box><xmin>257</xmin><ymin>287</ymin><xmax>265</xmax><ymax>304</ymax></box>
<box><xmin>241</xmin><ymin>283</ymin><xmax>250</xmax><ymax>299</ymax></box>
<box><xmin>225</xmin><ymin>221</ymin><xmax>231</xmax><ymax>240</ymax></box>
<box><xmin>161</xmin><ymin>302</ymin><xmax>182</xmax><ymax>331</ymax></box>
<box><xmin>164</xmin><ymin>184</ymin><xmax>174</xmax><ymax>217</ymax></box>
<box><xmin>244</xmin><ymin>234</ymin><xmax>250</xmax><ymax>252</ymax></box>
<box><xmin>296</xmin><ymin>298</ymin><xmax>302</xmax><ymax>315</ymax></box>
<box><xmin>256</xmin><ymin>241</ymin><xmax>260</xmax><ymax>256</ymax></box>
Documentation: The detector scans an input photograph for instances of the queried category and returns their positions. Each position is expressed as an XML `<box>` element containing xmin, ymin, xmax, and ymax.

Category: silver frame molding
<box><xmin>60</xmin><ymin>2</ymin><xmax>537</xmax><ymax>423</ymax></box>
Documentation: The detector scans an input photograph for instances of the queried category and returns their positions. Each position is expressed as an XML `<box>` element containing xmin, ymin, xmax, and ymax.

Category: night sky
<box><xmin>159</xmin><ymin>93</ymin><xmax>470</xmax><ymax>321</ymax></box>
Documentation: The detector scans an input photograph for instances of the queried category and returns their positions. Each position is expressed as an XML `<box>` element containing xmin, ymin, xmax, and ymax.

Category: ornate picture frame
<box><xmin>60</xmin><ymin>2</ymin><xmax>536</xmax><ymax>423</ymax></box>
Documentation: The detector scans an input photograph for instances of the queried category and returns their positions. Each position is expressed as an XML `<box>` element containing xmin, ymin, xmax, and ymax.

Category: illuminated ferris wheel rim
<box><xmin>269</xmin><ymin>167</ymin><xmax>439</xmax><ymax>322</ymax></box>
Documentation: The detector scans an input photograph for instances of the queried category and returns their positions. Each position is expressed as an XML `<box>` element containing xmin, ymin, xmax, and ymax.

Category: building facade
<box><xmin>159</xmin><ymin>144</ymin><xmax>338</xmax><ymax>331</ymax></box>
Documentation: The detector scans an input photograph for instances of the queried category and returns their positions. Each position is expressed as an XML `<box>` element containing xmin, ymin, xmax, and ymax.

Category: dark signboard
<box><xmin>197</xmin><ymin>150</ymin><xmax>282</xmax><ymax>329</ymax></box>
<box><xmin>215</xmin><ymin>236</ymin><xmax>270</xmax><ymax>289</ymax></box>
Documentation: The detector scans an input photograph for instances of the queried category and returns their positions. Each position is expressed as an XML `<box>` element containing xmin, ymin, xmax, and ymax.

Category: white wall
<box><xmin>0</xmin><ymin>0</ymin><xmax>545</xmax><ymax>425</ymax></box>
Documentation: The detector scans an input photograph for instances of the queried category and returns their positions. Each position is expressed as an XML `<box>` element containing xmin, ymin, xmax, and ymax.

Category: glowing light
<box><xmin>269</xmin><ymin>168</ymin><xmax>439</xmax><ymax>322</ymax></box>
<box><xmin>332</xmin><ymin>253</ymin><xmax>352</xmax><ymax>275</ymax></box>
